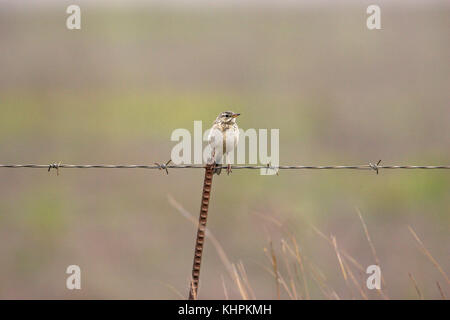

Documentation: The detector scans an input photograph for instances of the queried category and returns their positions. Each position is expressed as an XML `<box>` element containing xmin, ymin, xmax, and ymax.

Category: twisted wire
<box><xmin>1</xmin><ymin>162</ymin><xmax>450</xmax><ymax>175</ymax></box>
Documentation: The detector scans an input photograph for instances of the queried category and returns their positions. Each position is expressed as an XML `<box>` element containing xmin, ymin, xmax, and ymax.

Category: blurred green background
<box><xmin>0</xmin><ymin>1</ymin><xmax>449</xmax><ymax>299</ymax></box>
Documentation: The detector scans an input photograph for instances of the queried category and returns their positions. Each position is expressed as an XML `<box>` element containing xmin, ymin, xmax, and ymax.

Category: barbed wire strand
<box><xmin>1</xmin><ymin>160</ymin><xmax>450</xmax><ymax>175</ymax></box>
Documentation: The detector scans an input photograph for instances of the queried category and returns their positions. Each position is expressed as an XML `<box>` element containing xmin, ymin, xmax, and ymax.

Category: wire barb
<box><xmin>265</xmin><ymin>161</ymin><xmax>279</xmax><ymax>176</ymax></box>
<box><xmin>369</xmin><ymin>160</ymin><xmax>382</xmax><ymax>175</ymax></box>
<box><xmin>154</xmin><ymin>159</ymin><xmax>172</xmax><ymax>175</ymax></box>
<box><xmin>48</xmin><ymin>162</ymin><xmax>61</xmax><ymax>176</ymax></box>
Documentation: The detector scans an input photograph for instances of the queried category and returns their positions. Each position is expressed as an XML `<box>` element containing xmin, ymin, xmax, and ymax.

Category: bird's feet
<box><xmin>213</xmin><ymin>162</ymin><xmax>222</xmax><ymax>175</ymax></box>
<box><xmin>227</xmin><ymin>164</ymin><xmax>232</xmax><ymax>175</ymax></box>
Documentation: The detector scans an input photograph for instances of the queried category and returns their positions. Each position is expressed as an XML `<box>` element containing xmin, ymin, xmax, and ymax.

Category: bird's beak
<box><xmin>232</xmin><ymin>113</ymin><xmax>240</xmax><ymax>118</ymax></box>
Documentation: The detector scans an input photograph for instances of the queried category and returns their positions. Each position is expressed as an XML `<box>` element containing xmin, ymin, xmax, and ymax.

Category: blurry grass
<box><xmin>252</xmin><ymin>212</ymin><xmax>447</xmax><ymax>299</ymax></box>
<box><xmin>0</xmin><ymin>90</ymin><xmax>315</xmax><ymax>143</ymax></box>
<box><xmin>172</xmin><ymin>193</ymin><xmax>448</xmax><ymax>299</ymax></box>
<box><xmin>6</xmin><ymin>189</ymin><xmax>68</xmax><ymax>276</ymax></box>
<box><xmin>0</xmin><ymin>4</ymin><xmax>448</xmax><ymax>298</ymax></box>
<box><xmin>22</xmin><ymin>193</ymin><xmax>65</xmax><ymax>236</ymax></box>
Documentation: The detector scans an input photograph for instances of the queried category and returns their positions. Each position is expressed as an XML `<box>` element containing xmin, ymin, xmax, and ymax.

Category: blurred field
<box><xmin>0</xmin><ymin>2</ymin><xmax>449</xmax><ymax>299</ymax></box>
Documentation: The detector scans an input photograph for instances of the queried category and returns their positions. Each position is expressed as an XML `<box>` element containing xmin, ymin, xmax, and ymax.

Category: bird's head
<box><xmin>215</xmin><ymin>111</ymin><xmax>240</xmax><ymax>124</ymax></box>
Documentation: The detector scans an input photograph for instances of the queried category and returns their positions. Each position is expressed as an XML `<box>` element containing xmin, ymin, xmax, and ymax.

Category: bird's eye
<box><xmin>225</xmin><ymin>114</ymin><xmax>230</xmax><ymax>117</ymax></box>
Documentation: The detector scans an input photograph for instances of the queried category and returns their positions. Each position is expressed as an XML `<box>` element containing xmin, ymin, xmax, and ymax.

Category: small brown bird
<box><xmin>207</xmin><ymin>111</ymin><xmax>240</xmax><ymax>175</ymax></box>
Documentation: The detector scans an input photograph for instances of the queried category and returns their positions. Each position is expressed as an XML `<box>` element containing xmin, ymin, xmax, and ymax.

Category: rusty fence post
<box><xmin>188</xmin><ymin>163</ymin><xmax>215</xmax><ymax>300</ymax></box>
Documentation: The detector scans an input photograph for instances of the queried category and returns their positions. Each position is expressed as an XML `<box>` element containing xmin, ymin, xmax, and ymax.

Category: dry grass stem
<box><xmin>436</xmin><ymin>281</ymin><xmax>446</xmax><ymax>300</ymax></box>
<box><xmin>162</xmin><ymin>282</ymin><xmax>185</xmax><ymax>300</ymax></box>
<box><xmin>408</xmin><ymin>226</ymin><xmax>450</xmax><ymax>285</ymax></box>
<box><xmin>237</xmin><ymin>261</ymin><xmax>256</xmax><ymax>300</ymax></box>
<box><xmin>169</xmin><ymin>194</ymin><xmax>252</xmax><ymax>299</ymax></box>
<box><xmin>221</xmin><ymin>274</ymin><xmax>229</xmax><ymax>300</ymax></box>
<box><xmin>311</xmin><ymin>224</ymin><xmax>364</xmax><ymax>272</ymax></box>
<box><xmin>408</xmin><ymin>273</ymin><xmax>424</xmax><ymax>299</ymax></box>
<box><xmin>356</xmin><ymin>208</ymin><xmax>388</xmax><ymax>298</ymax></box>
<box><xmin>343</xmin><ymin>259</ymin><xmax>368</xmax><ymax>300</ymax></box>
<box><xmin>291</xmin><ymin>236</ymin><xmax>310</xmax><ymax>299</ymax></box>
<box><xmin>231</xmin><ymin>263</ymin><xmax>249</xmax><ymax>300</ymax></box>
<box><xmin>281</xmin><ymin>239</ymin><xmax>298</xmax><ymax>299</ymax></box>
<box><xmin>269</xmin><ymin>242</ymin><xmax>281</xmax><ymax>299</ymax></box>
<box><xmin>331</xmin><ymin>235</ymin><xmax>348</xmax><ymax>281</ymax></box>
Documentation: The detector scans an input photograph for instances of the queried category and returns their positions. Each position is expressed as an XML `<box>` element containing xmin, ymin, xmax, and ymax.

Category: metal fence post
<box><xmin>188</xmin><ymin>163</ymin><xmax>215</xmax><ymax>300</ymax></box>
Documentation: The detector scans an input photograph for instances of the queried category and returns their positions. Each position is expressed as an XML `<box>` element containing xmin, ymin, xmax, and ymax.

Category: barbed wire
<box><xmin>1</xmin><ymin>160</ymin><xmax>450</xmax><ymax>175</ymax></box>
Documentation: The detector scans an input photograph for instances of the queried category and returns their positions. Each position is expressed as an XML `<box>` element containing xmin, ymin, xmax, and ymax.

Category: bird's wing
<box><xmin>207</xmin><ymin>129</ymin><xmax>216</xmax><ymax>146</ymax></box>
<box><xmin>207</xmin><ymin>127</ymin><xmax>222</xmax><ymax>164</ymax></box>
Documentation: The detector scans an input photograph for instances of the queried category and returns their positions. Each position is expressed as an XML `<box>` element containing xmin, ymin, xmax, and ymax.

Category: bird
<box><xmin>207</xmin><ymin>111</ymin><xmax>240</xmax><ymax>175</ymax></box>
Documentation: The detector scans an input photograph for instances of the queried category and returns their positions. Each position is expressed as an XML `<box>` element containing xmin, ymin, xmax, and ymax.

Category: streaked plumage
<box><xmin>207</xmin><ymin>111</ymin><xmax>240</xmax><ymax>175</ymax></box>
